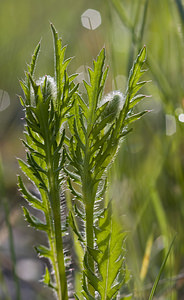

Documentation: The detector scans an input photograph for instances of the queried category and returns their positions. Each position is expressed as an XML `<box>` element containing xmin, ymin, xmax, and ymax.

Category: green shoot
<box><xmin>19</xmin><ymin>24</ymin><xmax>148</xmax><ymax>299</ymax></box>
<box><xmin>18</xmin><ymin>24</ymin><xmax>78</xmax><ymax>300</ymax></box>
<box><xmin>66</xmin><ymin>45</ymin><xmax>148</xmax><ymax>298</ymax></box>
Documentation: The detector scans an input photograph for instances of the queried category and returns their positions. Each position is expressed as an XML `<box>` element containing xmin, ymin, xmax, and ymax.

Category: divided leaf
<box><xmin>42</xmin><ymin>266</ymin><xmax>56</xmax><ymax>290</ymax></box>
<box><xmin>83</xmin><ymin>203</ymin><xmax>127</xmax><ymax>300</ymax></box>
<box><xmin>84</xmin><ymin>48</ymin><xmax>107</xmax><ymax>124</ymax></box>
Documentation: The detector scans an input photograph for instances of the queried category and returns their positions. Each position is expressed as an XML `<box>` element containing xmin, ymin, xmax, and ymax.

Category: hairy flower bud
<box><xmin>31</xmin><ymin>75</ymin><xmax>56</xmax><ymax>105</ymax></box>
<box><xmin>37</xmin><ymin>75</ymin><xmax>56</xmax><ymax>100</ymax></box>
<box><xmin>101</xmin><ymin>91</ymin><xmax>124</xmax><ymax>123</ymax></box>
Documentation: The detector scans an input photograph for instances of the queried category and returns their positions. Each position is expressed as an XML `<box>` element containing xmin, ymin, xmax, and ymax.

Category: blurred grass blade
<box><xmin>175</xmin><ymin>0</ymin><xmax>184</xmax><ymax>22</ymax></box>
<box><xmin>148</xmin><ymin>235</ymin><xmax>176</xmax><ymax>300</ymax></box>
<box><xmin>140</xmin><ymin>233</ymin><xmax>153</xmax><ymax>281</ymax></box>
<box><xmin>0</xmin><ymin>265</ymin><xmax>11</xmax><ymax>300</ymax></box>
<box><xmin>0</xmin><ymin>156</ymin><xmax>21</xmax><ymax>300</ymax></box>
<box><xmin>139</xmin><ymin>0</ymin><xmax>150</xmax><ymax>44</ymax></box>
<box><xmin>110</xmin><ymin>0</ymin><xmax>133</xmax><ymax>29</ymax></box>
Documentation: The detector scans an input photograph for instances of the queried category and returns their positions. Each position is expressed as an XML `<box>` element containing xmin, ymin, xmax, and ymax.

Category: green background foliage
<box><xmin>0</xmin><ymin>0</ymin><xmax>184</xmax><ymax>299</ymax></box>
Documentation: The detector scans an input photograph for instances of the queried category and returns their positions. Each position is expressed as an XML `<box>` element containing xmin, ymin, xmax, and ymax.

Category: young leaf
<box><xmin>85</xmin><ymin>48</ymin><xmax>107</xmax><ymax>123</ymax></box>
<box><xmin>18</xmin><ymin>175</ymin><xmax>43</xmax><ymax>211</ymax></box>
<box><xmin>68</xmin><ymin>211</ymin><xmax>84</xmax><ymax>242</ymax></box>
<box><xmin>22</xmin><ymin>206</ymin><xmax>48</xmax><ymax>232</ymax></box>
<box><xmin>93</xmin><ymin>203</ymin><xmax>127</xmax><ymax>300</ymax></box>
<box><xmin>66</xmin><ymin>45</ymin><xmax>149</xmax><ymax>299</ymax></box>
<box><xmin>42</xmin><ymin>266</ymin><xmax>56</xmax><ymax>290</ymax></box>
<box><xmin>18</xmin><ymin>24</ymin><xmax>79</xmax><ymax>300</ymax></box>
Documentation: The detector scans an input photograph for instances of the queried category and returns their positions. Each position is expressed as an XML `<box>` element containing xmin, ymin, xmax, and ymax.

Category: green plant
<box><xmin>18</xmin><ymin>24</ymin><xmax>148</xmax><ymax>299</ymax></box>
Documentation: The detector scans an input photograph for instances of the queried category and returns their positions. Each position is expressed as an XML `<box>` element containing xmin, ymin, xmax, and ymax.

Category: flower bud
<box><xmin>37</xmin><ymin>75</ymin><xmax>56</xmax><ymax>100</ymax></box>
<box><xmin>101</xmin><ymin>91</ymin><xmax>124</xmax><ymax>123</ymax></box>
<box><xmin>30</xmin><ymin>75</ymin><xmax>56</xmax><ymax>105</ymax></box>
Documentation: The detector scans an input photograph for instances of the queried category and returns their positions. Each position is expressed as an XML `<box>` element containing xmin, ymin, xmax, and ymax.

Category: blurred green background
<box><xmin>0</xmin><ymin>0</ymin><xmax>184</xmax><ymax>299</ymax></box>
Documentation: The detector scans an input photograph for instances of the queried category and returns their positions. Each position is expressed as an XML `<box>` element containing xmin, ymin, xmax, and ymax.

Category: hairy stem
<box><xmin>86</xmin><ymin>200</ymin><xmax>94</xmax><ymax>266</ymax></box>
<box><xmin>85</xmin><ymin>191</ymin><xmax>95</xmax><ymax>297</ymax></box>
<box><xmin>49</xmin><ymin>170</ymin><xmax>68</xmax><ymax>300</ymax></box>
<box><xmin>82</xmin><ymin>127</ymin><xmax>96</xmax><ymax>295</ymax></box>
<box><xmin>40</xmin><ymin>105</ymin><xmax>68</xmax><ymax>300</ymax></box>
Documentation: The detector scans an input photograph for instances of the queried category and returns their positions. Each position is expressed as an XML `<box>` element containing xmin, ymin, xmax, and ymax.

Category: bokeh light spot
<box><xmin>81</xmin><ymin>9</ymin><xmax>101</xmax><ymax>30</ymax></box>
<box><xmin>0</xmin><ymin>90</ymin><xmax>10</xmax><ymax>111</ymax></box>
<box><xmin>166</xmin><ymin>114</ymin><xmax>176</xmax><ymax>136</ymax></box>
<box><xmin>178</xmin><ymin>113</ymin><xmax>184</xmax><ymax>123</ymax></box>
<box><xmin>16</xmin><ymin>259</ymin><xmax>42</xmax><ymax>281</ymax></box>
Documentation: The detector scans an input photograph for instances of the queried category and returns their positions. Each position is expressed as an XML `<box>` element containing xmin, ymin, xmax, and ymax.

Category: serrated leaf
<box><xmin>96</xmin><ymin>177</ymin><xmax>107</xmax><ymax>199</ymax></box>
<box><xmin>69</xmin><ymin>210</ymin><xmax>84</xmax><ymax>242</ymax></box>
<box><xmin>25</xmin><ymin>154</ymin><xmax>48</xmax><ymax>190</ymax></box>
<box><xmin>51</xmin><ymin>23</ymin><xmax>71</xmax><ymax>103</ymax></box>
<box><xmin>74</xmin><ymin>203</ymin><xmax>85</xmax><ymax>220</ymax></box>
<box><xmin>128</xmin><ymin>46</ymin><xmax>146</xmax><ymax>90</ymax></box>
<box><xmin>25</xmin><ymin>127</ymin><xmax>45</xmax><ymax>150</ymax></box>
<box><xmin>64</xmin><ymin>167</ymin><xmax>81</xmax><ymax>183</ymax></box>
<box><xmin>18</xmin><ymin>159</ymin><xmax>40</xmax><ymax>187</ymax></box>
<box><xmin>124</xmin><ymin>46</ymin><xmax>147</xmax><ymax>111</ymax></box>
<box><xmin>21</xmin><ymin>139</ymin><xmax>45</xmax><ymax>160</ymax></box>
<box><xmin>18</xmin><ymin>175</ymin><xmax>43</xmax><ymax>211</ymax></box>
<box><xmin>24</xmin><ymin>118</ymin><xmax>42</xmax><ymax>135</ymax></box>
<box><xmin>92</xmin><ymin>113</ymin><xmax>115</xmax><ymax>138</ymax></box>
<box><xmin>19</xmin><ymin>95</ymin><xmax>25</xmax><ymax>106</ymax></box>
<box><xmin>73</xmin><ymin>119</ymin><xmax>85</xmax><ymax>152</ymax></box>
<box><xmin>28</xmin><ymin>42</ymin><xmax>41</xmax><ymax>76</ymax></box>
<box><xmin>42</xmin><ymin>266</ymin><xmax>56</xmax><ymax>290</ymax></box>
<box><xmin>91</xmin><ymin>124</ymin><xmax>113</xmax><ymax>155</ymax></box>
<box><xmin>77</xmin><ymin>93</ymin><xmax>88</xmax><ymax>117</ymax></box>
<box><xmin>83</xmin><ymin>252</ymin><xmax>100</xmax><ymax>291</ymax></box>
<box><xmin>85</xmin><ymin>48</ymin><xmax>106</xmax><ymax>122</ymax></box>
<box><xmin>99</xmin><ymin>66</ymin><xmax>109</xmax><ymax>100</ymax></box>
<box><xmin>22</xmin><ymin>206</ymin><xmax>48</xmax><ymax>232</ymax></box>
<box><xmin>129</xmin><ymin>81</ymin><xmax>148</xmax><ymax>100</ymax></box>
<box><xmin>129</xmin><ymin>94</ymin><xmax>147</xmax><ymax>109</ymax></box>
<box><xmin>93</xmin><ymin>203</ymin><xmax>127</xmax><ymax>299</ymax></box>
<box><xmin>95</xmin><ymin>101</ymin><xmax>109</xmax><ymax>122</ymax></box>
<box><xmin>68</xmin><ymin>178</ymin><xmax>83</xmax><ymax>200</ymax></box>
<box><xmin>124</xmin><ymin>110</ymin><xmax>148</xmax><ymax>125</ymax></box>
<box><xmin>35</xmin><ymin>245</ymin><xmax>52</xmax><ymax>259</ymax></box>
<box><xmin>54</xmin><ymin>128</ymin><xmax>65</xmax><ymax>154</ymax></box>
<box><xmin>19</xmin><ymin>80</ymin><xmax>28</xmax><ymax>97</ymax></box>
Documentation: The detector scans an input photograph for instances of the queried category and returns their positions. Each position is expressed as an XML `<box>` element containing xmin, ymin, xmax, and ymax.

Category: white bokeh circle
<box><xmin>0</xmin><ymin>89</ymin><xmax>10</xmax><ymax>111</ymax></box>
<box><xmin>81</xmin><ymin>9</ymin><xmax>101</xmax><ymax>30</ymax></box>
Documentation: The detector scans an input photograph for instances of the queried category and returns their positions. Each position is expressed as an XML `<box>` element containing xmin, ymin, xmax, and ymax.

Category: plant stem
<box><xmin>85</xmin><ymin>193</ymin><xmax>95</xmax><ymax>297</ymax></box>
<box><xmin>82</xmin><ymin>130</ymin><xmax>96</xmax><ymax>295</ymax></box>
<box><xmin>49</xmin><ymin>174</ymin><xmax>68</xmax><ymax>300</ymax></box>
<box><xmin>40</xmin><ymin>105</ymin><xmax>68</xmax><ymax>300</ymax></box>
<box><xmin>86</xmin><ymin>199</ymin><xmax>94</xmax><ymax>268</ymax></box>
